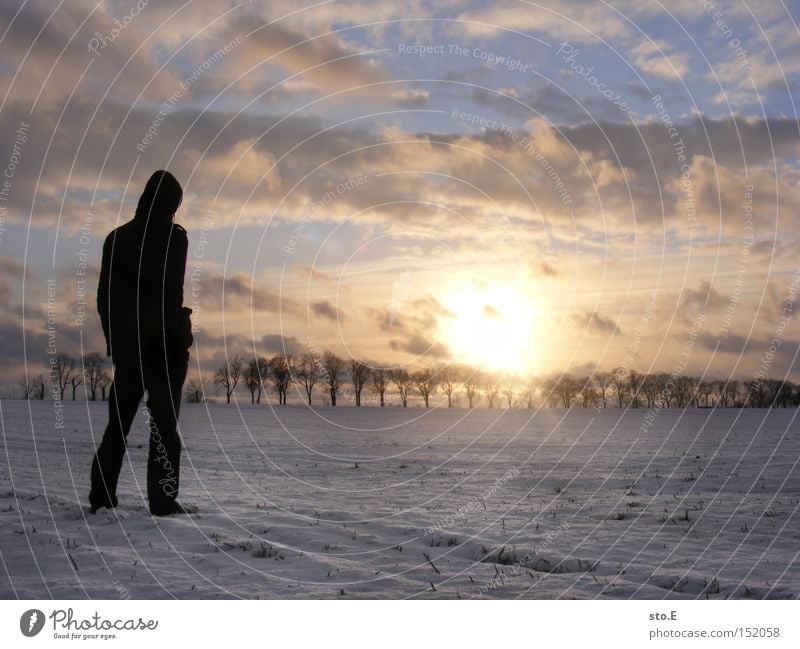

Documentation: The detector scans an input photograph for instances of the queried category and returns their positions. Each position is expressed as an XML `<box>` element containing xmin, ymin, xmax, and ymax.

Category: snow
<box><xmin>1</xmin><ymin>400</ymin><xmax>798</xmax><ymax>599</ymax></box>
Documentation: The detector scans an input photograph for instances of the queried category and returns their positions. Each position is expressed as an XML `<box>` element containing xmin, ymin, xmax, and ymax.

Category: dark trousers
<box><xmin>90</xmin><ymin>350</ymin><xmax>188</xmax><ymax>514</ymax></box>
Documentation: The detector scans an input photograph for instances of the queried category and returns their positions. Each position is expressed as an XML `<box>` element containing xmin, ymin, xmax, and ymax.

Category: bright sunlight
<box><xmin>438</xmin><ymin>282</ymin><xmax>544</xmax><ymax>375</ymax></box>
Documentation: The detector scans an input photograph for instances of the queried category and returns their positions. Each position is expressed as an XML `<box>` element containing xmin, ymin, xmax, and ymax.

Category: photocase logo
<box><xmin>20</xmin><ymin>609</ymin><xmax>45</xmax><ymax>637</ymax></box>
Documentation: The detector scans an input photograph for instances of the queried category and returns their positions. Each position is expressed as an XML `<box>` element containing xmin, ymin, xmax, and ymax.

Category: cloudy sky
<box><xmin>1</xmin><ymin>0</ymin><xmax>799</xmax><ymax>391</ymax></box>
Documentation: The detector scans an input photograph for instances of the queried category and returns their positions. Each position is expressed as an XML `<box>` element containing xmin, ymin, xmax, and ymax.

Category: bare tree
<box><xmin>502</xmin><ymin>375</ymin><xmax>516</xmax><ymax>408</ymax></box>
<box><xmin>627</xmin><ymin>370</ymin><xmax>643</xmax><ymax>408</ymax></box>
<box><xmin>744</xmin><ymin>380</ymin><xmax>759</xmax><ymax>407</ymax></box>
<box><xmin>348</xmin><ymin>358</ymin><xmax>371</xmax><ymax>406</ymax></box>
<box><xmin>52</xmin><ymin>353</ymin><xmax>75</xmax><ymax>400</ymax></box>
<box><xmin>594</xmin><ymin>371</ymin><xmax>612</xmax><ymax>408</ymax></box>
<box><xmin>214</xmin><ymin>355</ymin><xmax>243</xmax><ymax>404</ymax></box>
<box><xmin>697</xmin><ymin>380</ymin><xmax>713</xmax><ymax>408</ymax></box>
<box><xmin>709</xmin><ymin>380</ymin><xmax>726</xmax><ymax>407</ymax></box>
<box><xmin>541</xmin><ymin>376</ymin><xmax>561</xmax><ymax>408</ymax></box>
<box><xmin>775</xmin><ymin>380</ymin><xmax>795</xmax><ymax>408</ymax></box>
<box><xmin>655</xmin><ymin>373</ymin><xmax>673</xmax><ymax>407</ymax></box>
<box><xmin>98</xmin><ymin>369</ymin><xmax>111</xmax><ymax>401</ymax></box>
<box><xmin>256</xmin><ymin>357</ymin><xmax>269</xmax><ymax>403</ymax></box>
<box><xmin>18</xmin><ymin>376</ymin><xmax>34</xmax><ymax>400</ymax></box>
<box><xmin>186</xmin><ymin>379</ymin><xmax>203</xmax><ymax>403</ymax></box>
<box><xmin>438</xmin><ymin>365</ymin><xmax>458</xmax><ymax>408</ymax></box>
<box><xmin>83</xmin><ymin>352</ymin><xmax>107</xmax><ymax>401</ymax></box>
<box><xmin>556</xmin><ymin>374</ymin><xmax>578</xmax><ymax>408</ymax></box>
<box><xmin>390</xmin><ymin>369</ymin><xmax>412</xmax><ymax>407</ymax></box>
<box><xmin>766</xmin><ymin>379</ymin><xmax>782</xmax><ymax>407</ymax></box>
<box><xmin>294</xmin><ymin>354</ymin><xmax>320</xmax><ymax>406</ymax></box>
<box><xmin>33</xmin><ymin>374</ymin><xmax>46</xmax><ymax>400</ymax></box>
<box><xmin>244</xmin><ymin>358</ymin><xmax>263</xmax><ymax>404</ymax></box>
<box><xmin>370</xmin><ymin>367</ymin><xmax>389</xmax><ymax>407</ymax></box>
<box><xmin>521</xmin><ymin>377</ymin><xmax>539</xmax><ymax>409</ymax></box>
<box><xmin>684</xmin><ymin>379</ymin><xmax>695</xmax><ymax>408</ymax></box>
<box><xmin>483</xmin><ymin>373</ymin><xmax>500</xmax><ymax>409</ymax></box>
<box><xmin>268</xmin><ymin>354</ymin><xmax>293</xmax><ymax>405</ymax></box>
<box><xmin>577</xmin><ymin>375</ymin><xmax>594</xmax><ymax>408</ymax></box>
<box><xmin>322</xmin><ymin>351</ymin><xmax>345</xmax><ymax>406</ymax></box>
<box><xmin>674</xmin><ymin>376</ymin><xmax>693</xmax><ymax>408</ymax></box>
<box><xmin>726</xmin><ymin>379</ymin><xmax>741</xmax><ymax>407</ymax></box>
<box><xmin>640</xmin><ymin>374</ymin><xmax>659</xmax><ymax>408</ymax></box>
<box><xmin>462</xmin><ymin>367</ymin><xmax>482</xmax><ymax>409</ymax></box>
<box><xmin>70</xmin><ymin>373</ymin><xmax>83</xmax><ymax>400</ymax></box>
<box><xmin>413</xmin><ymin>368</ymin><xmax>437</xmax><ymax>408</ymax></box>
<box><xmin>610</xmin><ymin>367</ymin><xmax>627</xmax><ymax>408</ymax></box>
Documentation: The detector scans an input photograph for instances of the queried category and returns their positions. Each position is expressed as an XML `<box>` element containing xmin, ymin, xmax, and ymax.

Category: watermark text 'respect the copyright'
<box><xmin>397</xmin><ymin>43</ymin><xmax>531</xmax><ymax>73</ymax></box>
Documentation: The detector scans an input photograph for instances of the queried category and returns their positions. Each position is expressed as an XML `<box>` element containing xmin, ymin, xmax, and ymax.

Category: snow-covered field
<box><xmin>1</xmin><ymin>400</ymin><xmax>798</xmax><ymax>599</ymax></box>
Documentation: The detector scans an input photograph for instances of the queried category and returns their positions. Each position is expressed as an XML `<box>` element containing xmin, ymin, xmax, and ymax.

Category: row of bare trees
<box><xmin>207</xmin><ymin>354</ymin><xmax>800</xmax><ymax>409</ymax></box>
<box><xmin>17</xmin><ymin>352</ymin><xmax>798</xmax><ymax>410</ymax></box>
<box><xmin>540</xmin><ymin>371</ymin><xmax>799</xmax><ymax>409</ymax></box>
<box><xmin>208</xmin><ymin>352</ymin><xmax>444</xmax><ymax>407</ymax></box>
<box><xmin>18</xmin><ymin>353</ymin><xmax>111</xmax><ymax>401</ymax></box>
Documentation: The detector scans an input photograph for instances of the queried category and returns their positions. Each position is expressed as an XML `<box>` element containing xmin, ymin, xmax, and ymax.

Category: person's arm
<box><xmin>96</xmin><ymin>235</ymin><xmax>112</xmax><ymax>357</ymax></box>
<box><xmin>163</xmin><ymin>224</ymin><xmax>188</xmax><ymax>348</ymax></box>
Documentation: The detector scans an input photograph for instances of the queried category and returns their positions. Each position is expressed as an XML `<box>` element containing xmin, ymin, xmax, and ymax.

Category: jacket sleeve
<box><xmin>97</xmin><ymin>235</ymin><xmax>112</xmax><ymax>356</ymax></box>
<box><xmin>164</xmin><ymin>224</ymin><xmax>188</xmax><ymax>347</ymax></box>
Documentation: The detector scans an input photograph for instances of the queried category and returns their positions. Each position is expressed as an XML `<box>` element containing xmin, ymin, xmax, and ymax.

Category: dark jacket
<box><xmin>97</xmin><ymin>216</ymin><xmax>189</xmax><ymax>360</ymax></box>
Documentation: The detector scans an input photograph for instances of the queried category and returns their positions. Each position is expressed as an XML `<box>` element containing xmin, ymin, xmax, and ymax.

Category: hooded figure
<box><xmin>90</xmin><ymin>170</ymin><xmax>193</xmax><ymax>516</ymax></box>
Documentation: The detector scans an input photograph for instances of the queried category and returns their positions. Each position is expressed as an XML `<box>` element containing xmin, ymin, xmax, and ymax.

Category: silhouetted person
<box><xmin>90</xmin><ymin>170</ymin><xmax>193</xmax><ymax>516</ymax></box>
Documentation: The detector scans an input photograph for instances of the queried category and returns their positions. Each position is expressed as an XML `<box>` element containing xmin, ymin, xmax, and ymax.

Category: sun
<box><xmin>438</xmin><ymin>282</ymin><xmax>543</xmax><ymax>375</ymax></box>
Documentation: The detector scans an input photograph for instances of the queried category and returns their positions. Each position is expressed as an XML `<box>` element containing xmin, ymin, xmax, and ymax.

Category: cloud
<box><xmin>312</xmin><ymin>300</ymin><xmax>342</xmax><ymax>321</ymax></box>
<box><xmin>367</xmin><ymin>291</ymin><xmax>454</xmax><ymax>362</ymax></box>
<box><xmin>629</xmin><ymin>40</ymin><xmax>691</xmax><ymax>80</ymax></box>
<box><xmin>0</xmin><ymin>0</ymin><xmax>192</xmax><ymax>108</ymax></box>
<box><xmin>0</xmin><ymin>257</ymin><xmax>31</xmax><ymax>279</ymax></box>
<box><xmin>681</xmin><ymin>280</ymin><xmax>728</xmax><ymax>311</ymax></box>
<box><xmin>258</xmin><ymin>333</ymin><xmax>304</xmax><ymax>356</ymax></box>
<box><xmin>697</xmin><ymin>332</ymin><xmax>750</xmax><ymax>355</ymax></box>
<box><xmin>389</xmin><ymin>334</ymin><xmax>451</xmax><ymax>360</ymax></box>
<box><xmin>4</xmin><ymin>0</ymin><xmax>800</xmax><ymax>389</ymax></box>
<box><xmin>370</xmin><ymin>292</ymin><xmax>451</xmax><ymax>334</ymax></box>
<box><xmin>677</xmin><ymin>154</ymin><xmax>800</xmax><ymax>231</ymax></box>
<box><xmin>190</xmin><ymin>139</ymin><xmax>282</xmax><ymax>194</ymax></box>
<box><xmin>223</xmin><ymin>14</ymin><xmax>408</xmax><ymax>100</ymax></box>
<box><xmin>482</xmin><ymin>304</ymin><xmax>501</xmax><ymax>318</ymax></box>
<box><xmin>4</xmin><ymin>81</ymin><xmax>799</xmax><ymax>251</ymax></box>
<box><xmin>294</xmin><ymin>264</ymin><xmax>336</xmax><ymax>284</ymax></box>
<box><xmin>193</xmin><ymin>269</ymin><xmax>298</xmax><ymax>314</ymax></box>
<box><xmin>190</xmin><ymin>328</ymin><xmax>304</xmax><ymax>370</ymax></box>
<box><xmin>529</xmin><ymin>260</ymin><xmax>560</xmax><ymax>277</ymax></box>
<box><xmin>456</xmin><ymin>1</ymin><xmax>632</xmax><ymax>42</ymax></box>
<box><xmin>409</xmin><ymin>294</ymin><xmax>453</xmax><ymax>319</ymax></box>
<box><xmin>0</xmin><ymin>280</ymin><xmax>12</xmax><ymax>306</ymax></box>
<box><xmin>569</xmin><ymin>311</ymin><xmax>620</xmax><ymax>334</ymax></box>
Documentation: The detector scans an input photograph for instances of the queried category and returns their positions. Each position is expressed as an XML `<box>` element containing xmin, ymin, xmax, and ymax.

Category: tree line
<box><xmin>16</xmin><ymin>351</ymin><xmax>799</xmax><ymax>409</ymax></box>
<box><xmin>204</xmin><ymin>353</ymin><xmax>800</xmax><ymax>409</ymax></box>
<box><xmin>18</xmin><ymin>353</ymin><xmax>111</xmax><ymax>401</ymax></box>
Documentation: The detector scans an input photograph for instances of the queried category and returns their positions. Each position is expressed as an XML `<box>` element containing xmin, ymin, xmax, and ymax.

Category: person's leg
<box><xmin>144</xmin><ymin>350</ymin><xmax>188</xmax><ymax>514</ymax></box>
<box><xmin>168</xmin><ymin>350</ymin><xmax>189</xmax><ymax>420</ymax></box>
<box><xmin>89</xmin><ymin>361</ymin><xmax>144</xmax><ymax>511</ymax></box>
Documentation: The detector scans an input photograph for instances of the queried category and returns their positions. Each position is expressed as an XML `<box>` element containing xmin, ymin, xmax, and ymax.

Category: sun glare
<box><xmin>438</xmin><ymin>282</ymin><xmax>543</xmax><ymax>375</ymax></box>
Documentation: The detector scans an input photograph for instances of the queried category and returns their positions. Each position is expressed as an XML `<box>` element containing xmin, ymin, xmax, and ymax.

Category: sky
<box><xmin>1</xmin><ymin>0</ymin><xmax>799</xmax><ymax>394</ymax></box>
